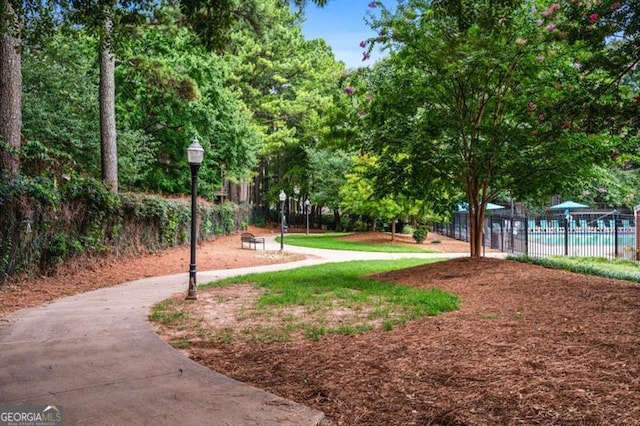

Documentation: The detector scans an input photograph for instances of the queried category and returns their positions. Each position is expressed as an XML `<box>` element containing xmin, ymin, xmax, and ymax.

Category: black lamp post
<box><xmin>279</xmin><ymin>190</ymin><xmax>287</xmax><ymax>251</ymax></box>
<box><xmin>304</xmin><ymin>199</ymin><xmax>311</xmax><ymax>235</ymax></box>
<box><xmin>186</xmin><ymin>138</ymin><xmax>204</xmax><ymax>300</ymax></box>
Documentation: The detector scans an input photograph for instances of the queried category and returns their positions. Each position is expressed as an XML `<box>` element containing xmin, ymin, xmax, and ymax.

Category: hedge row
<box><xmin>0</xmin><ymin>175</ymin><xmax>249</xmax><ymax>285</ymax></box>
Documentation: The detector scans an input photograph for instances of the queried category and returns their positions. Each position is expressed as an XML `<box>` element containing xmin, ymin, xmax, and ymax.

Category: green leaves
<box><xmin>116</xmin><ymin>7</ymin><xmax>259</xmax><ymax>194</ymax></box>
<box><xmin>358</xmin><ymin>0</ymin><xmax>630</xmax><ymax>254</ymax></box>
<box><xmin>22</xmin><ymin>31</ymin><xmax>101</xmax><ymax>178</ymax></box>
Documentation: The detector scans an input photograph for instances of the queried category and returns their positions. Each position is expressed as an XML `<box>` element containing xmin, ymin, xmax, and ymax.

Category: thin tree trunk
<box><xmin>467</xmin><ymin>199</ymin><xmax>486</xmax><ymax>258</ymax></box>
<box><xmin>391</xmin><ymin>218</ymin><xmax>396</xmax><ymax>241</ymax></box>
<box><xmin>469</xmin><ymin>211</ymin><xmax>477</xmax><ymax>257</ymax></box>
<box><xmin>334</xmin><ymin>210</ymin><xmax>341</xmax><ymax>232</ymax></box>
<box><xmin>0</xmin><ymin>0</ymin><xmax>21</xmax><ymax>177</ymax></box>
<box><xmin>466</xmin><ymin>180</ymin><xmax>487</xmax><ymax>258</ymax></box>
<box><xmin>99</xmin><ymin>7</ymin><xmax>118</xmax><ymax>192</ymax></box>
<box><xmin>471</xmin><ymin>207</ymin><xmax>484</xmax><ymax>257</ymax></box>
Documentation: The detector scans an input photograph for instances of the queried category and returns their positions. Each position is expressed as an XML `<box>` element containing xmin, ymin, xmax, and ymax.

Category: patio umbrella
<box><xmin>548</xmin><ymin>201</ymin><xmax>589</xmax><ymax>210</ymax></box>
<box><xmin>485</xmin><ymin>202</ymin><xmax>505</xmax><ymax>210</ymax></box>
<box><xmin>457</xmin><ymin>202</ymin><xmax>505</xmax><ymax>211</ymax></box>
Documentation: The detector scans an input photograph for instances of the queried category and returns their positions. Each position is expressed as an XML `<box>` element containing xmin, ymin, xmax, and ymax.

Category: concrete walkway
<box><xmin>0</xmin><ymin>237</ymin><xmax>481</xmax><ymax>425</ymax></box>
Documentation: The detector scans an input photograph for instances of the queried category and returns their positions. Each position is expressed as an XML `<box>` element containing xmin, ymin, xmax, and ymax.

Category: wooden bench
<box><xmin>240</xmin><ymin>232</ymin><xmax>265</xmax><ymax>250</ymax></box>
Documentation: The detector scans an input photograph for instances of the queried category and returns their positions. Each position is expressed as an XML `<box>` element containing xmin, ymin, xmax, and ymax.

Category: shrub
<box><xmin>1</xmin><ymin>177</ymin><xmax>251</xmax><ymax>285</ymax></box>
<box><xmin>413</xmin><ymin>226</ymin><xmax>431</xmax><ymax>244</ymax></box>
<box><xmin>402</xmin><ymin>225</ymin><xmax>414</xmax><ymax>234</ymax></box>
<box><xmin>354</xmin><ymin>220</ymin><xmax>368</xmax><ymax>232</ymax></box>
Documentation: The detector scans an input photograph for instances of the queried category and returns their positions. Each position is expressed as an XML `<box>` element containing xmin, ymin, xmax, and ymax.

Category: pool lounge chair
<box><xmin>551</xmin><ymin>219</ymin><xmax>560</xmax><ymax>230</ymax></box>
<box><xmin>596</xmin><ymin>219</ymin><xmax>606</xmax><ymax>230</ymax></box>
<box><xmin>539</xmin><ymin>219</ymin><xmax>548</xmax><ymax>231</ymax></box>
<box><xmin>578</xmin><ymin>219</ymin><xmax>589</xmax><ymax>230</ymax></box>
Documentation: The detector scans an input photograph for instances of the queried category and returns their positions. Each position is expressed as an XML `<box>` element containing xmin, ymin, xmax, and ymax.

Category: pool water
<box><xmin>528</xmin><ymin>231</ymin><xmax>635</xmax><ymax>247</ymax></box>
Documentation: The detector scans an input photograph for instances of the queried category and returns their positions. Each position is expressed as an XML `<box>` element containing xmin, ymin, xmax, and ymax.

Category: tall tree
<box><xmin>65</xmin><ymin>0</ymin><xmax>331</xmax><ymax>193</ymax></box>
<box><xmin>364</xmin><ymin>0</ymin><xmax>614</xmax><ymax>257</ymax></box>
<box><xmin>0</xmin><ymin>0</ymin><xmax>22</xmax><ymax>177</ymax></box>
<box><xmin>67</xmin><ymin>0</ymin><xmax>151</xmax><ymax>193</ymax></box>
<box><xmin>339</xmin><ymin>154</ymin><xmax>430</xmax><ymax>237</ymax></box>
<box><xmin>99</xmin><ymin>2</ymin><xmax>117</xmax><ymax>191</ymax></box>
<box><xmin>116</xmin><ymin>5</ymin><xmax>259</xmax><ymax>195</ymax></box>
<box><xmin>21</xmin><ymin>30</ymin><xmax>101</xmax><ymax>179</ymax></box>
<box><xmin>180</xmin><ymin>0</ymin><xmax>330</xmax><ymax>51</ymax></box>
<box><xmin>1</xmin><ymin>0</ymin><xmax>58</xmax><ymax>178</ymax></box>
<box><xmin>218</xmin><ymin>0</ymin><xmax>342</xmax><ymax>213</ymax></box>
<box><xmin>555</xmin><ymin>1</ymin><xmax>640</xmax><ymax>153</ymax></box>
<box><xmin>306</xmin><ymin>147</ymin><xmax>351</xmax><ymax>230</ymax></box>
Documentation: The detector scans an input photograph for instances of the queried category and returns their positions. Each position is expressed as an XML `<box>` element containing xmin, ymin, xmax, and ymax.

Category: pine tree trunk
<box><xmin>99</xmin><ymin>8</ymin><xmax>118</xmax><ymax>192</ymax></box>
<box><xmin>0</xmin><ymin>0</ymin><xmax>21</xmax><ymax>177</ymax></box>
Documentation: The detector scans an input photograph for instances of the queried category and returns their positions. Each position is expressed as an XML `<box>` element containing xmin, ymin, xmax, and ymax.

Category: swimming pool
<box><xmin>528</xmin><ymin>231</ymin><xmax>635</xmax><ymax>246</ymax></box>
<box><xmin>526</xmin><ymin>230</ymin><xmax>636</xmax><ymax>258</ymax></box>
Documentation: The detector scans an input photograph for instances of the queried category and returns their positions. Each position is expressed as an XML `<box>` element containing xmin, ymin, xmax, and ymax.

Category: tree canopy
<box><xmin>358</xmin><ymin>0</ymin><xmax>620</xmax><ymax>255</ymax></box>
<box><xmin>3</xmin><ymin>0</ymin><xmax>639</xmax><ymax>252</ymax></box>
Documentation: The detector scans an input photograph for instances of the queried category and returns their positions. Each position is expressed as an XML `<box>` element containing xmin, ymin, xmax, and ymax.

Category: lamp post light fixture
<box><xmin>186</xmin><ymin>137</ymin><xmax>204</xmax><ymax>300</ymax></box>
<box><xmin>304</xmin><ymin>199</ymin><xmax>311</xmax><ymax>235</ymax></box>
<box><xmin>279</xmin><ymin>190</ymin><xmax>287</xmax><ymax>251</ymax></box>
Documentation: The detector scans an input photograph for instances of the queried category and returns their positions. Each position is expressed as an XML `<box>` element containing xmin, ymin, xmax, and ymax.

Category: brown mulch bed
<box><xmin>3</xmin><ymin>230</ymin><xmax>639</xmax><ymax>424</ymax></box>
<box><xmin>184</xmin><ymin>251</ymin><xmax>640</xmax><ymax>425</ymax></box>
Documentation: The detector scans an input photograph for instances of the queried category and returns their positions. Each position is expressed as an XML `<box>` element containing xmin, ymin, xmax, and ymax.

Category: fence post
<box><xmin>564</xmin><ymin>217</ymin><xmax>569</xmax><ymax>256</ymax></box>
<box><xmin>454</xmin><ymin>214</ymin><xmax>458</xmax><ymax>239</ymax></box>
<box><xmin>614</xmin><ymin>212</ymin><xmax>619</xmax><ymax>258</ymax></box>
<box><xmin>636</xmin><ymin>208</ymin><xmax>640</xmax><ymax>261</ymax></box>
<box><xmin>482</xmin><ymin>221</ymin><xmax>485</xmax><ymax>257</ymax></box>
<box><xmin>465</xmin><ymin>213</ymin><xmax>469</xmax><ymax>242</ymax></box>
<box><xmin>509</xmin><ymin>217</ymin><xmax>514</xmax><ymax>253</ymax></box>
<box><xmin>524</xmin><ymin>215</ymin><xmax>529</xmax><ymax>256</ymax></box>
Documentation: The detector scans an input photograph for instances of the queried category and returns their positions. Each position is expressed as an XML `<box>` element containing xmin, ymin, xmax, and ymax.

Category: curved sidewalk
<box><xmin>0</xmin><ymin>237</ymin><xmax>476</xmax><ymax>425</ymax></box>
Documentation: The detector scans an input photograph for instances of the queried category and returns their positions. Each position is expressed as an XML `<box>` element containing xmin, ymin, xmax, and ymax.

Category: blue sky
<box><xmin>300</xmin><ymin>1</ymin><xmax>386</xmax><ymax>69</ymax></box>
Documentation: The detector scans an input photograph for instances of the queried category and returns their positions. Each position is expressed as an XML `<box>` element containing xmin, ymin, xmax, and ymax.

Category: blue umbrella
<box><xmin>549</xmin><ymin>201</ymin><xmax>589</xmax><ymax>210</ymax></box>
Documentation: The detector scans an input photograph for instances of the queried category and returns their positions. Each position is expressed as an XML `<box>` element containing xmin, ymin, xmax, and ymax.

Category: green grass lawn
<box><xmin>277</xmin><ymin>232</ymin><xmax>438</xmax><ymax>253</ymax></box>
<box><xmin>151</xmin><ymin>258</ymin><xmax>457</xmax><ymax>345</ymax></box>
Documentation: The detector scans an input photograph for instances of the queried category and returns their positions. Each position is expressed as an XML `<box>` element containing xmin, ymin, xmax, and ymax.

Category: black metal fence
<box><xmin>432</xmin><ymin>211</ymin><xmax>638</xmax><ymax>260</ymax></box>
